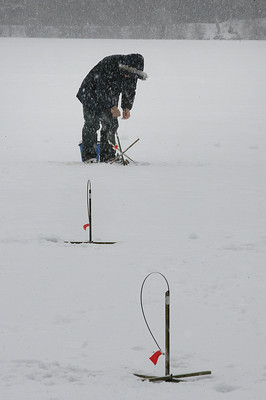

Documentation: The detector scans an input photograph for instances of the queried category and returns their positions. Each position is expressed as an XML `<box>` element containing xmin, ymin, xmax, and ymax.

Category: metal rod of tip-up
<box><xmin>165</xmin><ymin>289</ymin><xmax>170</xmax><ymax>376</ymax></box>
<box><xmin>87</xmin><ymin>179</ymin><xmax>92</xmax><ymax>242</ymax></box>
<box><xmin>65</xmin><ymin>179</ymin><xmax>116</xmax><ymax>245</ymax></box>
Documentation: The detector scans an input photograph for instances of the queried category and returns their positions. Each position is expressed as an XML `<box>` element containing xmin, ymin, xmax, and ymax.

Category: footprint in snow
<box><xmin>215</xmin><ymin>383</ymin><xmax>239</xmax><ymax>393</ymax></box>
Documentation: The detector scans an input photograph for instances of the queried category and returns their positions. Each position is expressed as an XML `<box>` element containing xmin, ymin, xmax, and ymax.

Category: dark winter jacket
<box><xmin>76</xmin><ymin>54</ymin><xmax>146</xmax><ymax>112</ymax></box>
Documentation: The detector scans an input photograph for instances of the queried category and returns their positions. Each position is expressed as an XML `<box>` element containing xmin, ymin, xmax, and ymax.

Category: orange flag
<box><xmin>149</xmin><ymin>350</ymin><xmax>162</xmax><ymax>365</ymax></box>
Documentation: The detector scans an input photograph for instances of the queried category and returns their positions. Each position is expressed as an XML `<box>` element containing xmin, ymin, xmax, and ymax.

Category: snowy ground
<box><xmin>0</xmin><ymin>38</ymin><xmax>266</xmax><ymax>399</ymax></box>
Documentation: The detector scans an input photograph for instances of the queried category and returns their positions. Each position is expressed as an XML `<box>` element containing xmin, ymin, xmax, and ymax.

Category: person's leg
<box><xmin>82</xmin><ymin>105</ymin><xmax>100</xmax><ymax>161</ymax></box>
<box><xmin>100</xmin><ymin>110</ymin><xmax>119</xmax><ymax>161</ymax></box>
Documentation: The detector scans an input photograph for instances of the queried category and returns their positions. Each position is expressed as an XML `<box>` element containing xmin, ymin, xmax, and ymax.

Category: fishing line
<box><xmin>140</xmin><ymin>272</ymin><xmax>170</xmax><ymax>353</ymax></box>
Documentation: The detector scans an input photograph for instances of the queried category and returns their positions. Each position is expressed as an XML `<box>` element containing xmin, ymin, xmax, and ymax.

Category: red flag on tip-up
<box><xmin>83</xmin><ymin>223</ymin><xmax>89</xmax><ymax>231</ymax></box>
<box><xmin>149</xmin><ymin>350</ymin><xmax>162</xmax><ymax>365</ymax></box>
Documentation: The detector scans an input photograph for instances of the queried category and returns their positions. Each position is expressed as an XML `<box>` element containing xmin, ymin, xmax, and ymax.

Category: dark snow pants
<box><xmin>82</xmin><ymin>105</ymin><xmax>118</xmax><ymax>162</ymax></box>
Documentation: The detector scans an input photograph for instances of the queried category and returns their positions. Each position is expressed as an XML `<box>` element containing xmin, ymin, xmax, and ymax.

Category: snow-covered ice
<box><xmin>0</xmin><ymin>37</ymin><xmax>266</xmax><ymax>399</ymax></box>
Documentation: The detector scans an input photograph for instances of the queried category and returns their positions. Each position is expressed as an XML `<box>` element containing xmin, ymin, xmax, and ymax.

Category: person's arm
<box><xmin>121</xmin><ymin>77</ymin><xmax>137</xmax><ymax>111</ymax></box>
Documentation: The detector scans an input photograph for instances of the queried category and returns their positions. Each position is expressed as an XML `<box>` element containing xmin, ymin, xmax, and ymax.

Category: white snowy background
<box><xmin>0</xmin><ymin>38</ymin><xmax>266</xmax><ymax>399</ymax></box>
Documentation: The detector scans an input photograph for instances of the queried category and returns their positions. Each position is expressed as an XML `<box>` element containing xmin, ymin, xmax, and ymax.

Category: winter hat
<box><xmin>119</xmin><ymin>54</ymin><xmax>148</xmax><ymax>80</ymax></box>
